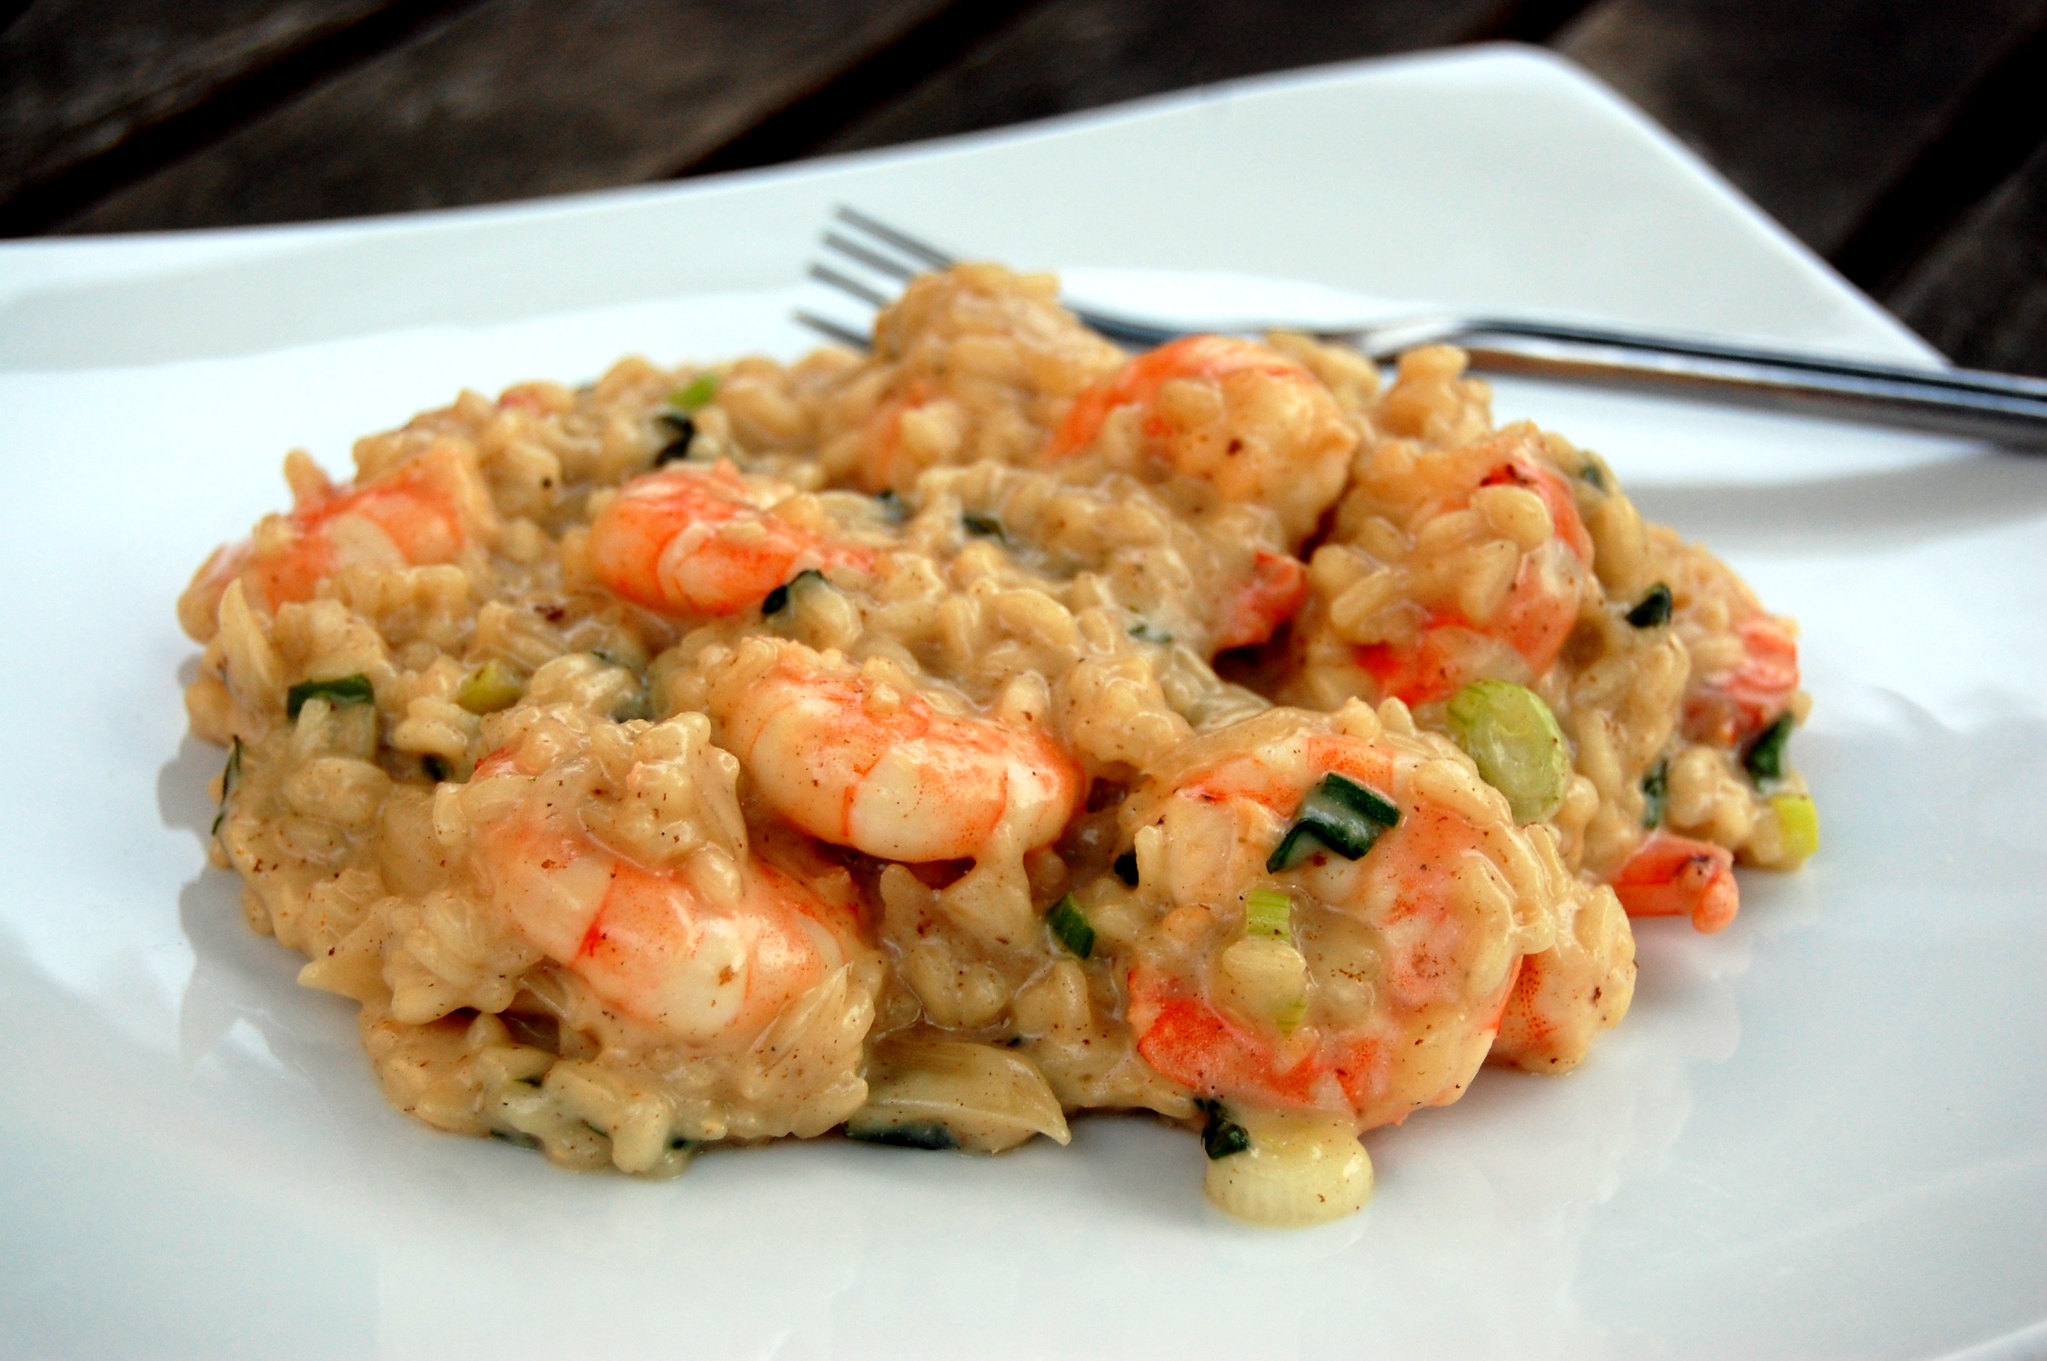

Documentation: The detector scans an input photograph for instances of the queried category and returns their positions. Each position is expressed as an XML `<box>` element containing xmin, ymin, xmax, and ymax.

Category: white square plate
<box><xmin>2</xmin><ymin>47</ymin><xmax>2042</xmax><ymax>1360</ymax></box>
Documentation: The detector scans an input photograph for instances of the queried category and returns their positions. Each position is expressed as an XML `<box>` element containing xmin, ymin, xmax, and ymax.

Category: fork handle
<box><xmin>1451</xmin><ymin>332</ymin><xmax>2047</xmax><ymax>449</ymax></box>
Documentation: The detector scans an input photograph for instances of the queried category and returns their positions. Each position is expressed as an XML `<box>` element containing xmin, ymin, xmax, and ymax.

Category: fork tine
<box><xmin>822</xmin><ymin>231</ymin><xmax>919</xmax><ymax>283</ymax></box>
<box><xmin>792</xmin><ymin>309</ymin><xmax>872</xmax><ymax>351</ymax></box>
<box><xmin>807</xmin><ymin>262</ymin><xmax>893</xmax><ymax>310</ymax></box>
<box><xmin>833</xmin><ymin>205</ymin><xmax>956</xmax><ymax>270</ymax></box>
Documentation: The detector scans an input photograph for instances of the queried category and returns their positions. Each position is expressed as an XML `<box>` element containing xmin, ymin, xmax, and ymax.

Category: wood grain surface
<box><xmin>4</xmin><ymin>0</ymin><xmax>2046</xmax><ymax>373</ymax></box>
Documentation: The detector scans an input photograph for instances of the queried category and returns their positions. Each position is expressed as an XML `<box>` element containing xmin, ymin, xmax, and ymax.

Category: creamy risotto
<box><xmin>178</xmin><ymin>266</ymin><xmax>1815</xmax><ymax>1225</ymax></box>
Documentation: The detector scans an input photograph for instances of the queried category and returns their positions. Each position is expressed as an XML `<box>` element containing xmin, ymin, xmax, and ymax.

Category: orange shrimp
<box><xmin>588</xmin><ymin>460</ymin><xmax>876</xmax><ymax>618</ymax></box>
<box><xmin>1611</xmin><ymin>830</ymin><xmax>1739</xmax><ymax>933</ymax></box>
<box><xmin>707</xmin><ymin>638</ymin><xmax>1082</xmax><ymax>864</ymax></box>
<box><xmin>1213</xmin><ymin>549</ymin><xmax>1310</xmax><ymax>651</ymax></box>
<box><xmin>180</xmin><ymin>443</ymin><xmax>493</xmax><ymax>636</ymax></box>
<box><xmin>1042</xmin><ymin>334</ymin><xmax>1357</xmax><ymax>541</ymax></box>
<box><xmin>1123</xmin><ymin>711</ymin><xmax>1559</xmax><ymax>1130</ymax></box>
<box><xmin>470</xmin><ymin>745</ymin><xmax>862</xmax><ymax>1043</ymax></box>
<box><xmin>1684</xmin><ymin>615</ymin><xmax>1800</xmax><ymax>748</ymax></box>
<box><xmin>1354</xmin><ymin>454</ymin><xmax>1592</xmax><ymax>706</ymax></box>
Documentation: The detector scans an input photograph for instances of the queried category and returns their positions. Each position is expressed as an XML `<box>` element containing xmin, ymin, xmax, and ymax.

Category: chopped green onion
<box><xmin>875</xmin><ymin>488</ymin><xmax>905</xmax><ymax>521</ymax></box>
<box><xmin>1770</xmin><ymin>792</ymin><xmax>1820</xmax><ymax>859</ymax></box>
<box><xmin>1743</xmin><ymin>713</ymin><xmax>1794</xmax><ymax>783</ymax></box>
<box><xmin>653</xmin><ymin>413</ymin><xmax>695</xmax><ymax>465</ymax></box>
<box><xmin>847</xmin><ymin>1122</ymin><xmax>957</xmax><ymax>1151</ymax></box>
<box><xmin>1129</xmin><ymin>621</ymin><xmax>1174</xmax><ymax>644</ymax></box>
<box><xmin>761</xmin><ymin>568</ymin><xmax>825</xmax><ymax>616</ymax></box>
<box><xmin>210</xmin><ymin>737</ymin><xmax>242</xmax><ymax>836</ymax></box>
<box><xmin>1580</xmin><ymin>461</ymin><xmax>1608</xmax><ymax>491</ymax></box>
<box><xmin>1112</xmin><ymin>849</ymin><xmax>1139</xmax><ymax>886</ymax></box>
<box><xmin>962</xmin><ymin>511</ymin><xmax>1007</xmax><ymax>540</ymax></box>
<box><xmin>1047</xmin><ymin>894</ymin><xmax>1094</xmax><ymax>959</ymax></box>
<box><xmin>1641</xmin><ymin>758</ymin><xmax>1668</xmax><ymax>828</ymax></box>
<box><xmin>1244</xmin><ymin>888</ymin><xmax>1292</xmax><ymax>941</ymax></box>
<box><xmin>668</xmin><ymin>373</ymin><xmax>719</xmax><ymax>413</ymax></box>
<box><xmin>286</xmin><ymin>673</ymin><xmax>374</xmax><ymax>720</ymax></box>
<box><xmin>1265</xmin><ymin>772</ymin><xmax>1400</xmax><ymax>872</ymax></box>
<box><xmin>456</xmin><ymin>658</ymin><xmax>524</xmax><ymax>714</ymax></box>
<box><xmin>1626</xmin><ymin>583</ymin><xmax>1673</xmax><ymax>628</ymax></box>
<box><xmin>1445</xmin><ymin>679</ymin><xmax>1570</xmax><ymax>823</ymax></box>
<box><xmin>1196</xmin><ymin>1099</ymin><xmax>1251</xmax><ymax>1160</ymax></box>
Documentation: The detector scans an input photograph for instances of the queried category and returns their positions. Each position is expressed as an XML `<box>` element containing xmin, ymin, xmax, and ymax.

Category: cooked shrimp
<box><xmin>1610</xmin><ymin>830</ymin><xmax>1739</xmax><ymax>933</ymax></box>
<box><xmin>1122</xmin><ymin>705</ymin><xmax>1570</xmax><ymax>1131</ymax></box>
<box><xmin>705</xmin><ymin>637</ymin><xmax>1082</xmax><ymax>864</ymax></box>
<box><xmin>1350</xmin><ymin>449</ymin><xmax>1594</xmax><ymax>707</ymax></box>
<box><xmin>1213</xmin><ymin>549</ymin><xmax>1310</xmax><ymax>652</ymax></box>
<box><xmin>178</xmin><ymin>442</ymin><xmax>494</xmax><ymax>639</ymax></box>
<box><xmin>588</xmin><ymin>460</ymin><xmax>877</xmax><ymax>618</ymax></box>
<box><xmin>1683</xmin><ymin>614</ymin><xmax>1800</xmax><ymax>748</ymax></box>
<box><xmin>1043</xmin><ymin>335</ymin><xmax>1358</xmax><ymax>541</ymax></box>
<box><xmin>468</xmin><ymin>744</ymin><xmax>862</xmax><ymax>1043</ymax></box>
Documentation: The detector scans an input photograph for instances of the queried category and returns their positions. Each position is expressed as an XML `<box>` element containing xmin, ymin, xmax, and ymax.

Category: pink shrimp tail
<box><xmin>1612</xmin><ymin>832</ymin><xmax>1739</xmax><ymax>933</ymax></box>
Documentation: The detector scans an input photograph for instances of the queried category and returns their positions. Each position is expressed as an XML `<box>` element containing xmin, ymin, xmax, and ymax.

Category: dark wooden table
<box><xmin>4</xmin><ymin>0</ymin><xmax>2044</xmax><ymax>375</ymax></box>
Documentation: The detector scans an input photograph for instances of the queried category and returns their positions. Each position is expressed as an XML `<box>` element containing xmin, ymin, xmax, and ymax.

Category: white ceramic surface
<box><xmin>2</xmin><ymin>46</ymin><xmax>2043</xmax><ymax>1361</ymax></box>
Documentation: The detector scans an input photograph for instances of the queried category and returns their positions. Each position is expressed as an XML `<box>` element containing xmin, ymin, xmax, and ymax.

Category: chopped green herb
<box><xmin>1128</xmin><ymin>621</ymin><xmax>1174</xmax><ymax>644</ymax></box>
<box><xmin>210</xmin><ymin>737</ymin><xmax>243</xmax><ymax>836</ymax></box>
<box><xmin>875</xmin><ymin>488</ymin><xmax>906</xmax><ymax>521</ymax></box>
<box><xmin>1580</xmin><ymin>462</ymin><xmax>1609</xmax><ymax>491</ymax></box>
<box><xmin>962</xmin><ymin>511</ymin><xmax>1007</xmax><ymax>541</ymax></box>
<box><xmin>456</xmin><ymin>658</ymin><xmax>524</xmax><ymax>714</ymax></box>
<box><xmin>1641</xmin><ymin>759</ymin><xmax>1668</xmax><ymax>828</ymax></box>
<box><xmin>1743</xmin><ymin>713</ymin><xmax>1794</xmax><ymax>783</ymax></box>
<box><xmin>653</xmin><ymin>413</ymin><xmax>695</xmax><ymax>465</ymax></box>
<box><xmin>1265</xmin><ymin>772</ymin><xmax>1400</xmax><ymax>872</ymax></box>
<box><xmin>1244</xmin><ymin>888</ymin><xmax>1291</xmax><ymax>941</ymax></box>
<box><xmin>1626</xmin><ymin>583</ymin><xmax>1674</xmax><ymax>629</ymax></box>
<box><xmin>422</xmin><ymin>754</ymin><xmax>449</xmax><ymax>783</ymax></box>
<box><xmin>1113</xmin><ymin>849</ymin><xmax>1139</xmax><ymax>886</ymax></box>
<box><xmin>1047</xmin><ymin>894</ymin><xmax>1095</xmax><ymax>959</ymax></box>
<box><xmin>668</xmin><ymin>372</ymin><xmax>719</xmax><ymax>413</ymax></box>
<box><xmin>1445</xmin><ymin>679</ymin><xmax>1571</xmax><ymax>823</ymax></box>
<box><xmin>761</xmin><ymin>568</ymin><xmax>825</xmax><ymax>616</ymax></box>
<box><xmin>848</xmin><ymin>1122</ymin><xmax>957</xmax><ymax>1151</ymax></box>
<box><xmin>286</xmin><ymin>673</ymin><xmax>374</xmax><ymax>720</ymax></box>
<box><xmin>1196</xmin><ymin>1099</ymin><xmax>1251</xmax><ymax>1160</ymax></box>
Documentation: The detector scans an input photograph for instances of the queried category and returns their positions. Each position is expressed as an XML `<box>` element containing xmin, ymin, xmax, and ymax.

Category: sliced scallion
<box><xmin>1445</xmin><ymin>679</ymin><xmax>1570</xmax><ymax>823</ymax></box>
<box><xmin>847</xmin><ymin>1122</ymin><xmax>957</xmax><ymax>1151</ymax></box>
<box><xmin>1743</xmin><ymin>713</ymin><xmax>1794</xmax><ymax>783</ymax></box>
<box><xmin>1129</xmin><ymin>620</ymin><xmax>1174</xmax><ymax>644</ymax></box>
<box><xmin>1626</xmin><ymin>583</ymin><xmax>1674</xmax><ymax>628</ymax></box>
<box><xmin>1196</xmin><ymin>1099</ymin><xmax>1251</xmax><ymax>1160</ymax></box>
<box><xmin>962</xmin><ymin>511</ymin><xmax>1007</xmax><ymax>541</ymax></box>
<box><xmin>1265</xmin><ymin>772</ymin><xmax>1400</xmax><ymax>873</ymax></box>
<box><xmin>286</xmin><ymin>673</ymin><xmax>374</xmax><ymax>720</ymax></box>
<box><xmin>210</xmin><ymin>736</ymin><xmax>242</xmax><ymax>836</ymax></box>
<box><xmin>654</xmin><ymin>413</ymin><xmax>695</xmax><ymax>465</ymax></box>
<box><xmin>1770</xmin><ymin>792</ymin><xmax>1820</xmax><ymax>859</ymax></box>
<box><xmin>1244</xmin><ymin>888</ymin><xmax>1292</xmax><ymax>941</ymax></box>
<box><xmin>761</xmin><ymin>568</ymin><xmax>825</xmax><ymax>616</ymax></box>
<box><xmin>1641</xmin><ymin>758</ymin><xmax>1668</xmax><ymax>828</ymax></box>
<box><xmin>456</xmin><ymin>658</ymin><xmax>524</xmax><ymax>714</ymax></box>
<box><xmin>668</xmin><ymin>373</ymin><xmax>719</xmax><ymax>413</ymax></box>
<box><xmin>1047</xmin><ymin>894</ymin><xmax>1094</xmax><ymax>959</ymax></box>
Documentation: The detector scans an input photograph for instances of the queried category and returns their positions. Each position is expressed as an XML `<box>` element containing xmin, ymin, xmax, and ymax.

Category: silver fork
<box><xmin>799</xmin><ymin>205</ymin><xmax>2047</xmax><ymax>450</ymax></box>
